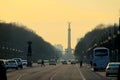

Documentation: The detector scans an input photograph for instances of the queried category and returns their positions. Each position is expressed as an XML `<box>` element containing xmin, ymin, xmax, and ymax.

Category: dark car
<box><xmin>0</xmin><ymin>59</ymin><xmax>7</xmax><ymax>80</ymax></box>
<box><xmin>0</xmin><ymin>59</ymin><xmax>6</xmax><ymax>68</ymax></box>
<box><xmin>71</xmin><ymin>60</ymin><xmax>76</xmax><ymax>64</ymax></box>
<box><xmin>62</xmin><ymin>60</ymin><xmax>67</xmax><ymax>64</ymax></box>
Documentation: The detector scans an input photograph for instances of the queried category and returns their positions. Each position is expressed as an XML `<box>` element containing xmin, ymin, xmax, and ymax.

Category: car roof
<box><xmin>94</xmin><ymin>47</ymin><xmax>108</xmax><ymax>50</ymax></box>
<box><xmin>0</xmin><ymin>59</ymin><xmax>7</xmax><ymax>62</ymax></box>
<box><xmin>7</xmin><ymin>59</ymin><xmax>16</xmax><ymax>61</ymax></box>
<box><xmin>13</xmin><ymin>58</ymin><xmax>22</xmax><ymax>59</ymax></box>
<box><xmin>108</xmin><ymin>62</ymin><xmax>120</xmax><ymax>64</ymax></box>
<box><xmin>109</xmin><ymin>62</ymin><xmax>120</xmax><ymax>63</ymax></box>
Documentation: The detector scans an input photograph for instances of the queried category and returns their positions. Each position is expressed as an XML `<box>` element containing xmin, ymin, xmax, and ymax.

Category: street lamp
<box><xmin>27</xmin><ymin>41</ymin><xmax>32</xmax><ymax>67</ymax></box>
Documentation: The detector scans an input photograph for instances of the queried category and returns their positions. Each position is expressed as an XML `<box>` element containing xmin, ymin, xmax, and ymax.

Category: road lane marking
<box><xmin>17</xmin><ymin>74</ymin><xmax>22</xmax><ymax>80</ymax></box>
<box><xmin>17</xmin><ymin>65</ymin><xmax>62</xmax><ymax>80</ymax></box>
<box><xmin>16</xmin><ymin>73</ymin><xmax>26</xmax><ymax>80</ymax></box>
<box><xmin>50</xmin><ymin>66</ymin><xmax>62</xmax><ymax>80</ymax></box>
<box><xmin>76</xmin><ymin>65</ymin><xmax>86</xmax><ymax>80</ymax></box>
<box><xmin>50</xmin><ymin>70</ymin><xmax>58</xmax><ymax>80</ymax></box>
<box><xmin>50</xmin><ymin>65</ymin><xmax>64</xmax><ymax>80</ymax></box>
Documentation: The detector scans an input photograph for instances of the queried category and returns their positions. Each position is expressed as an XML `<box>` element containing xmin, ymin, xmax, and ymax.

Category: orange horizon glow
<box><xmin>0</xmin><ymin>0</ymin><xmax>120</xmax><ymax>49</ymax></box>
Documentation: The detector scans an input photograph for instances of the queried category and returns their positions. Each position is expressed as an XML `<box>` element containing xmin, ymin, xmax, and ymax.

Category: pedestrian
<box><xmin>0</xmin><ymin>61</ymin><xmax>7</xmax><ymax>80</ymax></box>
<box><xmin>80</xmin><ymin>61</ymin><xmax>82</xmax><ymax>67</ymax></box>
<box><xmin>41</xmin><ymin>60</ymin><xmax>45</xmax><ymax>67</ymax></box>
<box><xmin>90</xmin><ymin>61</ymin><xmax>93</xmax><ymax>68</ymax></box>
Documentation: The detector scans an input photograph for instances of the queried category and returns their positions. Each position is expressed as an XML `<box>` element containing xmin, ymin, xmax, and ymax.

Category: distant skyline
<box><xmin>0</xmin><ymin>0</ymin><xmax>120</xmax><ymax>49</ymax></box>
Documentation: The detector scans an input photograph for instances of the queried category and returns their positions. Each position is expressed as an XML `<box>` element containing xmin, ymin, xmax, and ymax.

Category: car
<box><xmin>22</xmin><ymin>60</ymin><xmax>27</xmax><ymax>66</ymax></box>
<box><xmin>6</xmin><ymin>59</ymin><xmax>18</xmax><ymax>70</ymax></box>
<box><xmin>37</xmin><ymin>59</ymin><xmax>42</xmax><ymax>64</ymax></box>
<box><xmin>0</xmin><ymin>59</ymin><xmax>7</xmax><ymax>68</ymax></box>
<box><xmin>13</xmin><ymin>58</ymin><xmax>23</xmax><ymax>69</ymax></box>
<box><xmin>106</xmin><ymin>62</ymin><xmax>120</xmax><ymax>77</ymax></box>
<box><xmin>71</xmin><ymin>60</ymin><xmax>76</xmax><ymax>64</ymax></box>
<box><xmin>44</xmin><ymin>60</ymin><xmax>49</xmax><ymax>63</ymax></box>
<box><xmin>49</xmin><ymin>60</ymin><xmax>56</xmax><ymax>65</ymax></box>
<box><xmin>62</xmin><ymin>60</ymin><xmax>67</xmax><ymax>64</ymax></box>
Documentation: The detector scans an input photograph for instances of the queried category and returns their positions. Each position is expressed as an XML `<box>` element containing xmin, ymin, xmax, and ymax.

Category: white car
<box><xmin>6</xmin><ymin>59</ymin><xmax>18</xmax><ymax>70</ymax></box>
<box><xmin>13</xmin><ymin>58</ymin><xmax>23</xmax><ymax>69</ymax></box>
<box><xmin>22</xmin><ymin>60</ymin><xmax>27</xmax><ymax>66</ymax></box>
<box><xmin>106</xmin><ymin>62</ymin><xmax>120</xmax><ymax>77</ymax></box>
<box><xmin>37</xmin><ymin>59</ymin><xmax>42</xmax><ymax>64</ymax></box>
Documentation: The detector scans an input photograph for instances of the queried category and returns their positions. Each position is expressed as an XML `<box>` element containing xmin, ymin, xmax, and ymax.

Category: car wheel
<box><xmin>106</xmin><ymin>73</ymin><xmax>109</xmax><ymax>77</ymax></box>
<box><xmin>94</xmin><ymin>68</ymin><xmax>97</xmax><ymax>71</ymax></box>
<box><xmin>20</xmin><ymin>65</ymin><xmax>23</xmax><ymax>69</ymax></box>
<box><xmin>16</xmin><ymin>67</ymin><xmax>18</xmax><ymax>70</ymax></box>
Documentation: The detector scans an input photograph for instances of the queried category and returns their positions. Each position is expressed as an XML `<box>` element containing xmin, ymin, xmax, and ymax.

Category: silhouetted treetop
<box><xmin>0</xmin><ymin>21</ymin><xmax>62</xmax><ymax>61</ymax></box>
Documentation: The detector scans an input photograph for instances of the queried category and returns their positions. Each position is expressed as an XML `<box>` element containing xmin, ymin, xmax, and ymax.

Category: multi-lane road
<box><xmin>7</xmin><ymin>63</ymin><xmax>117</xmax><ymax>80</ymax></box>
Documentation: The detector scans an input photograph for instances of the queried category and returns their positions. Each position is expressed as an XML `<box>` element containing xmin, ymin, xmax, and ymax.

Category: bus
<box><xmin>93</xmin><ymin>47</ymin><xmax>110</xmax><ymax>71</ymax></box>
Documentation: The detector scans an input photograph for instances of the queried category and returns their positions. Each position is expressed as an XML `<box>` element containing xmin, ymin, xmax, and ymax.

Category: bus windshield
<box><xmin>95</xmin><ymin>49</ymin><xmax>108</xmax><ymax>56</ymax></box>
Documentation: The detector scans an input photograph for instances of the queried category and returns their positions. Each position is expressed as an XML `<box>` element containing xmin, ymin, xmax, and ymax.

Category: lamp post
<box><xmin>27</xmin><ymin>41</ymin><xmax>32</xmax><ymax>67</ymax></box>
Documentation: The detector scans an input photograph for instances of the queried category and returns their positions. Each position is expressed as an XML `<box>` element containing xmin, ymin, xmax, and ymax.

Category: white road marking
<box><xmin>76</xmin><ymin>64</ymin><xmax>86</xmax><ymax>80</ymax></box>
<box><xmin>16</xmin><ymin>73</ymin><xmax>26</xmax><ymax>80</ymax></box>
<box><xmin>17</xmin><ymin>74</ymin><xmax>22</xmax><ymax>80</ymax></box>
<box><xmin>50</xmin><ymin>65</ymin><xmax>63</xmax><ymax>80</ymax></box>
<box><xmin>50</xmin><ymin>70</ymin><xmax>58</xmax><ymax>80</ymax></box>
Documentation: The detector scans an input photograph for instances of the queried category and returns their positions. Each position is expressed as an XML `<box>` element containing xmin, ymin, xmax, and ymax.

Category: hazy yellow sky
<box><xmin>0</xmin><ymin>0</ymin><xmax>120</xmax><ymax>49</ymax></box>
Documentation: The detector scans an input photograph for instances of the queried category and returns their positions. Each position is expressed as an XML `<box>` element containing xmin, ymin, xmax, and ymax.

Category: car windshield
<box><xmin>109</xmin><ymin>63</ymin><xmax>120</xmax><ymax>67</ymax></box>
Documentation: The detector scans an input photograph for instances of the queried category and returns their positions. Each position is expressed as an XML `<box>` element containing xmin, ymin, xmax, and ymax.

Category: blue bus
<box><xmin>93</xmin><ymin>47</ymin><xmax>110</xmax><ymax>71</ymax></box>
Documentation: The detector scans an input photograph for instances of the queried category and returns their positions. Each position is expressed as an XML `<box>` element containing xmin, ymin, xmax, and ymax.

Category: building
<box><xmin>54</xmin><ymin>44</ymin><xmax>63</xmax><ymax>51</ymax></box>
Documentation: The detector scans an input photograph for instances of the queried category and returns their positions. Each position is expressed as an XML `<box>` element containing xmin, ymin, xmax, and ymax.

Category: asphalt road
<box><xmin>7</xmin><ymin>63</ymin><xmax>117</xmax><ymax>80</ymax></box>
